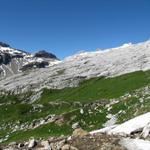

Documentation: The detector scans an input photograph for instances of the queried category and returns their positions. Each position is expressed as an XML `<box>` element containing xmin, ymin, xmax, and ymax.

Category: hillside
<box><xmin>0</xmin><ymin>70</ymin><xmax>150</xmax><ymax>148</ymax></box>
<box><xmin>0</xmin><ymin>40</ymin><xmax>150</xmax><ymax>93</ymax></box>
<box><xmin>0</xmin><ymin>40</ymin><xmax>150</xmax><ymax>149</ymax></box>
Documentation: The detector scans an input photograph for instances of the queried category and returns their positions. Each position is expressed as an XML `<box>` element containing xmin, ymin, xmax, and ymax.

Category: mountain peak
<box><xmin>0</xmin><ymin>45</ymin><xmax>59</xmax><ymax>77</ymax></box>
<box><xmin>0</xmin><ymin>42</ymin><xmax>10</xmax><ymax>47</ymax></box>
<box><xmin>34</xmin><ymin>50</ymin><xmax>58</xmax><ymax>59</ymax></box>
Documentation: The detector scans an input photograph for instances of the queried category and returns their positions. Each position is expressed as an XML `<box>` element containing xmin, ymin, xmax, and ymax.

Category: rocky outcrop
<box><xmin>0</xmin><ymin>42</ymin><xmax>10</xmax><ymax>47</ymax></box>
<box><xmin>28</xmin><ymin>138</ymin><xmax>37</xmax><ymax>148</ymax></box>
<box><xmin>0</xmin><ymin>53</ymin><xmax>11</xmax><ymax>65</ymax></box>
<box><xmin>20</xmin><ymin>61</ymin><xmax>49</xmax><ymax>71</ymax></box>
<box><xmin>0</xmin><ymin>133</ymin><xmax>126</xmax><ymax>150</ymax></box>
<box><xmin>34</xmin><ymin>50</ymin><xmax>58</xmax><ymax>59</ymax></box>
<box><xmin>0</xmin><ymin>43</ymin><xmax>59</xmax><ymax>78</ymax></box>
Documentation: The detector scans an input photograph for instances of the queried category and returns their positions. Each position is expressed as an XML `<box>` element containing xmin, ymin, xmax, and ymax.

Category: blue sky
<box><xmin>0</xmin><ymin>0</ymin><xmax>150</xmax><ymax>59</ymax></box>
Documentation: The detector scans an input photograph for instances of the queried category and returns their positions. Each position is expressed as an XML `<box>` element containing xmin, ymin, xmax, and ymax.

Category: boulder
<box><xmin>61</xmin><ymin>144</ymin><xmax>78</xmax><ymax>150</ymax></box>
<box><xmin>0</xmin><ymin>53</ymin><xmax>12</xmax><ymax>65</ymax></box>
<box><xmin>72</xmin><ymin>128</ymin><xmax>89</xmax><ymax>138</ymax></box>
<box><xmin>72</xmin><ymin>122</ymin><xmax>80</xmax><ymax>129</ymax></box>
<box><xmin>17</xmin><ymin>143</ymin><xmax>24</xmax><ymax>148</ymax></box>
<box><xmin>21</xmin><ymin>61</ymin><xmax>49</xmax><ymax>71</ymax></box>
<box><xmin>40</xmin><ymin>140</ymin><xmax>51</xmax><ymax>150</ymax></box>
<box><xmin>8</xmin><ymin>142</ymin><xmax>17</xmax><ymax>146</ymax></box>
<box><xmin>28</xmin><ymin>138</ymin><xmax>37</xmax><ymax>148</ymax></box>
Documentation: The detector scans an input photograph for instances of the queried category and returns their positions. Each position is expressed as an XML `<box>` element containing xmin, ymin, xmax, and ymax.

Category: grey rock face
<box><xmin>20</xmin><ymin>61</ymin><xmax>49</xmax><ymax>71</ymax></box>
<box><xmin>1</xmin><ymin>40</ymin><xmax>150</xmax><ymax>93</ymax></box>
<box><xmin>0</xmin><ymin>53</ymin><xmax>12</xmax><ymax>65</ymax></box>
<box><xmin>0</xmin><ymin>44</ymin><xmax>59</xmax><ymax>79</ymax></box>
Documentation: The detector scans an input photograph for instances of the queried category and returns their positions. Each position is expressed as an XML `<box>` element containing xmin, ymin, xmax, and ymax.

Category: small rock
<box><xmin>41</xmin><ymin>140</ymin><xmax>51</xmax><ymax>150</ymax></box>
<box><xmin>61</xmin><ymin>144</ymin><xmax>78</xmax><ymax>150</ymax></box>
<box><xmin>28</xmin><ymin>138</ymin><xmax>37</xmax><ymax>148</ymax></box>
<box><xmin>72</xmin><ymin>128</ymin><xmax>89</xmax><ymax>138</ymax></box>
<box><xmin>8</xmin><ymin>142</ymin><xmax>17</xmax><ymax>146</ymax></box>
<box><xmin>80</xmin><ymin>109</ymin><xmax>84</xmax><ymax>114</ymax></box>
<box><xmin>61</xmin><ymin>144</ymin><xmax>70</xmax><ymax>150</ymax></box>
<box><xmin>18</xmin><ymin>143</ymin><xmax>24</xmax><ymax>148</ymax></box>
<box><xmin>55</xmin><ymin>116</ymin><xmax>65</xmax><ymax>126</ymax></box>
<box><xmin>72</xmin><ymin>122</ymin><xmax>80</xmax><ymax>129</ymax></box>
<box><xmin>50</xmin><ymin>139</ymin><xmax>66</xmax><ymax>150</ymax></box>
<box><xmin>24</xmin><ymin>141</ymin><xmax>29</xmax><ymax>146</ymax></box>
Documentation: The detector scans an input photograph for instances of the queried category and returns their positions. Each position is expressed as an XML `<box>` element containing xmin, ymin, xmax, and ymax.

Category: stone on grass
<box><xmin>41</xmin><ymin>140</ymin><xmax>51</xmax><ymax>150</ymax></box>
<box><xmin>72</xmin><ymin>122</ymin><xmax>80</xmax><ymax>129</ymax></box>
<box><xmin>72</xmin><ymin>128</ymin><xmax>89</xmax><ymax>138</ymax></box>
<box><xmin>28</xmin><ymin>138</ymin><xmax>37</xmax><ymax>148</ymax></box>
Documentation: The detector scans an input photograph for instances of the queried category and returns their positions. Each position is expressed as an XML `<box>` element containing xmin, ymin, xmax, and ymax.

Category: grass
<box><xmin>110</xmin><ymin>96</ymin><xmax>150</xmax><ymax>123</ymax></box>
<box><xmin>1</xmin><ymin>70</ymin><xmax>150</xmax><ymax>143</ymax></box>
<box><xmin>63</xmin><ymin>106</ymin><xmax>108</xmax><ymax>131</ymax></box>
<box><xmin>0</xmin><ymin>104</ymin><xmax>32</xmax><ymax>124</ymax></box>
<box><xmin>0</xmin><ymin>94</ymin><xmax>19</xmax><ymax>103</ymax></box>
<box><xmin>6</xmin><ymin>123</ymin><xmax>72</xmax><ymax>143</ymax></box>
<box><xmin>38</xmin><ymin>70</ymin><xmax>150</xmax><ymax>103</ymax></box>
<box><xmin>0</xmin><ymin>103</ymin><xmax>75</xmax><ymax>124</ymax></box>
<box><xmin>0</xmin><ymin>103</ymin><xmax>76</xmax><ymax>143</ymax></box>
<box><xmin>0</xmin><ymin>91</ymin><xmax>33</xmax><ymax>104</ymax></box>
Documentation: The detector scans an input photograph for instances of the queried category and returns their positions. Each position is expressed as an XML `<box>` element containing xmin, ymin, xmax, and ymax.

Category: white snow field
<box><xmin>90</xmin><ymin>112</ymin><xmax>150</xmax><ymax>136</ymax></box>
<box><xmin>120</xmin><ymin>138</ymin><xmax>150</xmax><ymax>150</ymax></box>
<box><xmin>90</xmin><ymin>112</ymin><xmax>150</xmax><ymax>150</ymax></box>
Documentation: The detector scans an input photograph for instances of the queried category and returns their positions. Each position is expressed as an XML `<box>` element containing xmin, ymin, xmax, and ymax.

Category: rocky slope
<box><xmin>1</xmin><ymin>112</ymin><xmax>150</xmax><ymax>150</ymax></box>
<box><xmin>0</xmin><ymin>42</ymin><xmax>60</xmax><ymax>79</ymax></box>
<box><xmin>0</xmin><ymin>40</ymin><xmax>150</xmax><ymax>93</ymax></box>
<box><xmin>1</xmin><ymin>40</ymin><xmax>150</xmax><ymax>149</ymax></box>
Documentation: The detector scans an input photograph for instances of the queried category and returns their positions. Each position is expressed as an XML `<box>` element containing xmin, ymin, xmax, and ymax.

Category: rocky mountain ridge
<box><xmin>0</xmin><ymin>42</ymin><xmax>60</xmax><ymax>79</ymax></box>
<box><xmin>0</xmin><ymin>39</ymin><xmax>150</xmax><ymax>93</ymax></box>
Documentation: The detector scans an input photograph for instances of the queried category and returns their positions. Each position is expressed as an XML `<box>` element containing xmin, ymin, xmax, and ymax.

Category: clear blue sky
<box><xmin>0</xmin><ymin>0</ymin><xmax>150</xmax><ymax>59</ymax></box>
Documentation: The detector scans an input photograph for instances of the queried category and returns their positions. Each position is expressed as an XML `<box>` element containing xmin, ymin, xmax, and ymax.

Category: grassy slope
<box><xmin>6</xmin><ymin>123</ymin><xmax>72</xmax><ymax>143</ymax></box>
<box><xmin>39</xmin><ymin>70</ymin><xmax>150</xmax><ymax>103</ymax></box>
<box><xmin>1</xmin><ymin>70</ymin><xmax>150</xmax><ymax>143</ymax></box>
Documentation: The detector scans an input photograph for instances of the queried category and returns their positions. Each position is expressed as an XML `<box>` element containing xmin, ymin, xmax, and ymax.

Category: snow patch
<box><xmin>109</xmin><ymin>112</ymin><xmax>150</xmax><ymax>135</ymax></box>
<box><xmin>90</xmin><ymin>125</ymin><xmax>118</xmax><ymax>134</ymax></box>
<box><xmin>120</xmin><ymin>138</ymin><xmax>150</xmax><ymax>150</ymax></box>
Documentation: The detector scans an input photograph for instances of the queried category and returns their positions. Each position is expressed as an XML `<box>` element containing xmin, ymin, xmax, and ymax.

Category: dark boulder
<box><xmin>12</xmin><ymin>53</ymin><xmax>24</xmax><ymax>58</ymax></box>
<box><xmin>0</xmin><ymin>53</ymin><xmax>12</xmax><ymax>65</ymax></box>
<box><xmin>20</xmin><ymin>61</ymin><xmax>49</xmax><ymax>71</ymax></box>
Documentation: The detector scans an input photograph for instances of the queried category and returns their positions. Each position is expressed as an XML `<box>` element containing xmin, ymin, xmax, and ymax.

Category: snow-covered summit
<box><xmin>0</xmin><ymin>42</ymin><xmax>59</xmax><ymax>77</ymax></box>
